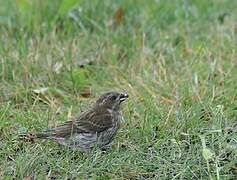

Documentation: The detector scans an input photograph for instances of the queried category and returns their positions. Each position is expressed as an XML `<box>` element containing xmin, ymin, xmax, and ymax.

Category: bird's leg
<box><xmin>101</xmin><ymin>143</ymin><xmax>112</xmax><ymax>151</ymax></box>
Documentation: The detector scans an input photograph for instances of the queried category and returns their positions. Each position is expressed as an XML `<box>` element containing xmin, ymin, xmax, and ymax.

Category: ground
<box><xmin>0</xmin><ymin>0</ymin><xmax>237</xmax><ymax>179</ymax></box>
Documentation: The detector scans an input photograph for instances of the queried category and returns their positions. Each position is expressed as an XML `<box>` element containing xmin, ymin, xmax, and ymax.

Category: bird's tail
<box><xmin>35</xmin><ymin>132</ymin><xmax>51</xmax><ymax>139</ymax></box>
<box><xmin>36</xmin><ymin>128</ymin><xmax>58</xmax><ymax>139</ymax></box>
<box><xmin>19</xmin><ymin>130</ymin><xmax>53</xmax><ymax>141</ymax></box>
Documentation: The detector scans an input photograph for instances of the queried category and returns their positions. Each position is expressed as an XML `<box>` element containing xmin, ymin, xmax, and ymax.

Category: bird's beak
<box><xmin>119</xmin><ymin>93</ymin><xmax>129</xmax><ymax>102</ymax></box>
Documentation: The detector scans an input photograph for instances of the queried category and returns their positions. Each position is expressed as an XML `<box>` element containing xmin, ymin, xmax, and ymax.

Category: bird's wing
<box><xmin>75</xmin><ymin>109</ymin><xmax>114</xmax><ymax>133</ymax></box>
<box><xmin>38</xmin><ymin>109</ymin><xmax>113</xmax><ymax>138</ymax></box>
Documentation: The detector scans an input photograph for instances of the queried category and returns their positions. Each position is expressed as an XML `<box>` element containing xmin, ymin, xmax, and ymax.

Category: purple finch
<box><xmin>30</xmin><ymin>92</ymin><xmax>128</xmax><ymax>152</ymax></box>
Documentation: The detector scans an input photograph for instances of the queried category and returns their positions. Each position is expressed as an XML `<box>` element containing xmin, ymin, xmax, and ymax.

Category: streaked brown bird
<box><xmin>29</xmin><ymin>92</ymin><xmax>128</xmax><ymax>152</ymax></box>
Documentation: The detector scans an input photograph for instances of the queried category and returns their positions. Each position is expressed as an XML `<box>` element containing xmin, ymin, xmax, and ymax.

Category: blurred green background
<box><xmin>0</xmin><ymin>0</ymin><xmax>237</xmax><ymax>179</ymax></box>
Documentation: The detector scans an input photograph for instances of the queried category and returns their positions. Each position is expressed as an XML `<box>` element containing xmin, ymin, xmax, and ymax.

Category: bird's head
<box><xmin>95</xmin><ymin>91</ymin><xmax>129</xmax><ymax>111</ymax></box>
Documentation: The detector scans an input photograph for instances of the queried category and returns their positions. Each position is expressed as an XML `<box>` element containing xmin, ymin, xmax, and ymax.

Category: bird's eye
<box><xmin>111</xmin><ymin>95</ymin><xmax>117</xmax><ymax>100</ymax></box>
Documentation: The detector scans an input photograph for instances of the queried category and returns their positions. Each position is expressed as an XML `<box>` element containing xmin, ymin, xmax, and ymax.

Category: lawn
<box><xmin>0</xmin><ymin>0</ymin><xmax>237</xmax><ymax>179</ymax></box>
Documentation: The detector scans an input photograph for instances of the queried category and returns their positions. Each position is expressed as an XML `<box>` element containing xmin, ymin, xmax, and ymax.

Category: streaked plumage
<box><xmin>34</xmin><ymin>91</ymin><xmax>128</xmax><ymax>152</ymax></box>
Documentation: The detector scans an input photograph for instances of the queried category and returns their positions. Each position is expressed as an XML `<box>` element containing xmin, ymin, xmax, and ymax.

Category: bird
<box><xmin>24</xmin><ymin>91</ymin><xmax>129</xmax><ymax>152</ymax></box>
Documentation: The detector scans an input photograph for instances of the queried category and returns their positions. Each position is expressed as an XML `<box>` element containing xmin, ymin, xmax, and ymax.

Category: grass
<box><xmin>0</xmin><ymin>0</ymin><xmax>237</xmax><ymax>179</ymax></box>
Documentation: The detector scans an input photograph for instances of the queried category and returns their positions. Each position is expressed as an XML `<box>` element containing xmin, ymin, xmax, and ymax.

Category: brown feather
<box><xmin>37</xmin><ymin>107</ymin><xmax>113</xmax><ymax>138</ymax></box>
